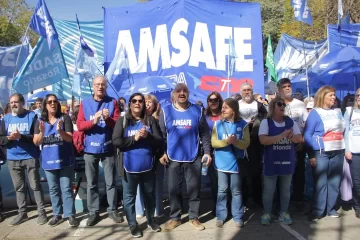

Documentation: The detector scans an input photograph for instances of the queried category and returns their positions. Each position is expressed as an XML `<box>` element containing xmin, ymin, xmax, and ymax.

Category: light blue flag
<box><xmin>12</xmin><ymin>37</ymin><xmax>69</xmax><ymax>94</ymax></box>
<box><xmin>291</xmin><ymin>0</ymin><xmax>313</xmax><ymax>26</ymax></box>
<box><xmin>228</xmin><ymin>36</ymin><xmax>237</xmax><ymax>76</ymax></box>
<box><xmin>30</xmin><ymin>0</ymin><xmax>58</xmax><ymax>49</ymax></box>
<box><xmin>76</xmin><ymin>15</ymin><xmax>95</xmax><ymax>57</ymax></box>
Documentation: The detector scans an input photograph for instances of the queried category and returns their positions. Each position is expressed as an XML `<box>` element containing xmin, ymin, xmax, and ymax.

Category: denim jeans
<box><xmin>263</xmin><ymin>174</ymin><xmax>292</xmax><ymax>214</ymax></box>
<box><xmin>216</xmin><ymin>171</ymin><xmax>243</xmax><ymax>222</ymax></box>
<box><xmin>167</xmin><ymin>157</ymin><xmax>202</xmax><ymax>220</ymax></box>
<box><xmin>350</xmin><ymin>154</ymin><xmax>360</xmax><ymax>212</ymax></box>
<box><xmin>135</xmin><ymin>162</ymin><xmax>165</xmax><ymax>216</ymax></box>
<box><xmin>8</xmin><ymin>159</ymin><xmax>45</xmax><ymax>213</ymax></box>
<box><xmin>84</xmin><ymin>153</ymin><xmax>117</xmax><ymax>214</ymax></box>
<box><xmin>122</xmin><ymin>170</ymin><xmax>156</xmax><ymax>227</ymax></box>
<box><xmin>44</xmin><ymin>166</ymin><xmax>75</xmax><ymax>218</ymax></box>
<box><xmin>311</xmin><ymin>150</ymin><xmax>344</xmax><ymax>217</ymax></box>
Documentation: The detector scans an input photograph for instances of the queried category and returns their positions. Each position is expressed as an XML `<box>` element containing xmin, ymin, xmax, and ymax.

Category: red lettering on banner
<box><xmin>199</xmin><ymin>76</ymin><xmax>254</xmax><ymax>93</ymax></box>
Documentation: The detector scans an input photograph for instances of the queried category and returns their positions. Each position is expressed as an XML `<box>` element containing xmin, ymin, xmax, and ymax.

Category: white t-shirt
<box><xmin>258</xmin><ymin>118</ymin><xmax>301</xmax><ymax>136</ymax></box>
<box><xmin>285</xmin><ymin>98</ymin><xmax>308</xmax><ymax>133</ymax></box>
<box><xmin>238</xmin><ymin>100</ymin><xmax>258</xmax><ymax>123</ymax></box>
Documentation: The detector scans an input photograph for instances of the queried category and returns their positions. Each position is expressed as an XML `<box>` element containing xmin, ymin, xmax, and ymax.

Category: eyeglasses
<box><xmin>131</xmin><ymin>99</ymin><xmax>144</xmax><ymax>104</ymax></box>
<box><xmin>208</xmin><ymin>98</ymin><xmax>219</xmax><ymax>103</ymax></box>
<box><xmin>276</xmin><ymin>102</ymin><xmax>286</xmax><ymax>107</ymax></box>
<box><xmin>258</xmin><ymin>97</ymin><xmax>263</xmax><ymax>101</ymax></box>
<box><xmin>93</xmin><ymin>83</ymin><xmax>107</xmax><ymax>88</ymax></box>
<box><xmin>46</xmin><ymin>100</ymin><xmax>58</xmax><ymax>104</ymax></box>
<box><xmin>356</xmin><ymin>94</ymin><xmax>360</xmax><ymax>98</ymax></box>
<box><xmin>175</xmin><ymin>88</ymin><xmax>188</xmax><ymax>93</ymax></box>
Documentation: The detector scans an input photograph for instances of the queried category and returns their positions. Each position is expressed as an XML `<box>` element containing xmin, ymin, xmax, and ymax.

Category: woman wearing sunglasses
<box><xmin>205</xmin><ymin>92</ymin><xmax>223</xmax><ymax>215</ymax></box>
<box><xmin>33</xmin><ymin>94</ymin><xmax>78</xmax><ymax>227</ymax></box>
<box><xmin>304</xmin><ymin>86</ymin><xmax>345</xmax><ymax>221</ymax></box>
<box><xmin>258</xmin><ymin>96</ymin><xmax>302</xmax><ymax>226</ymax></box>
<box><xmin>211</xmin><ymin>98</ymin><xmax>250</xmax><ymax>228</ymax></box>
<box><xmin>112</xmin><ymin>93</ymin><xmax>163</xmax><ymax>238</ymax></box>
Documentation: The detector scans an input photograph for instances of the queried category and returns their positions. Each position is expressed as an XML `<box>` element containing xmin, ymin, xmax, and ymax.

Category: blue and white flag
<box><xmin>228</xmin><ymin>36</ymin><xmax>237</xmax><ymax>76</ymax></box>
<box><xmin>76</xmin><ymin>15</ymin><xmax>95</xmax><ymax>57</ymax></box>
<box><xmin>12</xmin><ymin>37</ymin><xmax>69</xmax><ymax>94</ymax></box>
<box><xmin>30</xmin><ymin>0</ymin><xmax>58</xmax><ymax>49</ymax></box>
<box><xmin>338</xmin><ymin>0</ymin><xmax>343</xmax><ymax>31</ymax></box>
<box><xmin>291</xmin><ymin>0</ymin><xmax>313</xmax><ymax>26</ymax></box>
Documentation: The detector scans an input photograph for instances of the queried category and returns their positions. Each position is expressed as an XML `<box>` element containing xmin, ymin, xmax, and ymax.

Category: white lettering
<box><xmin>171</xmin><ymin>18</ymin><xmax>190</xmax><ymax>68</ymax></box>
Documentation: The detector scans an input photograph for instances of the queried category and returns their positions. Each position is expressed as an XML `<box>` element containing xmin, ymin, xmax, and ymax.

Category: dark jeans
<box><xmin>122</xmin><ymin>170</ymin><xmax>156</xmax><ymax>227</ymax></box>
<box><xmin>311</xmin><ymin>150</ymin><xmax>344</xmax><ymax>217</ymax></box>
<box><xmin>167</xmin><ymin>157</ymin><xmax>201</xmax><ymax>220</ymax></box>
<box><xmin>7</xmin><ymin>159</ymin><xmax>45</xmax><ymax>213</ymax></box>
<box><xmin>350</xmin><ymin>154</ymin><xmax>360</xmax><ymax>212</ymax></box>
<box><xmin>208</xmin><ymin>162</ymin><xmax>218</xmax><ymax>213</ymax></box>
<box><xmin>84</xmin><ymin>153</ymin><xmax>117</xmax><ymax>214</ymax></box>
<box><xmin>293</xmin><ymin>147</ymin><xmax>306</xmax><ymax>201</ymax></box>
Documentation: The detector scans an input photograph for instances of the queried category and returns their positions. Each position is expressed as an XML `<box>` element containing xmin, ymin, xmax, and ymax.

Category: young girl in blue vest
<box><xmin>112</xmin><ymin>93</ymin><xmax>163</xmax><ymax>238</ymax></box>
<box><xmin>33</xmin><ymin>94</ymin><xmax>78</xmax><ymax>227</ymax></box>
<box><xmin>304</xmin><ymin>86</ymin><xmax>345</xmax><ymax>221</ymax></box>
<box><xmin>211</xmin><ymin>98</ymin><xmax>250</xmax><ymax>228</ymax></box>
<box><xmin>344</xmin><ymin>88</ymin><xmax>360</xmax><ymax>219</ymax></box>
<box><xmin>258</xmin><ymin>96</ymin><xmax>302</xmax><ymax>225</ymax></box>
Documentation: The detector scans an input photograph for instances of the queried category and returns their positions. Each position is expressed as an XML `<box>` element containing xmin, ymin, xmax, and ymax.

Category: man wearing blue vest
<box><xmin>76</xmin><ymin>75</ymin><xmax>123</xmax><ymax>226</ymax></box>
<box><xmin>159</xmin><ymin>83</ymin><xmax>212</xmax><ymax>231</ymax></box>
<box><xmin>0</xmin><ymin>93</ymin><xmax>47</xmax><ymax>226</ymax></box>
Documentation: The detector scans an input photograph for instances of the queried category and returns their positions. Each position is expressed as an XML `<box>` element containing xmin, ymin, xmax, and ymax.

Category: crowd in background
<box><xmin>0</xmin><ymin>75</ymin><xmax>359</xmax><ymax>238</ymax></box>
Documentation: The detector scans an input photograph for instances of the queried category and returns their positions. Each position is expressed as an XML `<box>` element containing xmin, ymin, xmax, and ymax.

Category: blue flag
<box><xmin>291</xmin><ymin>0</ymin><xmax>313</xmax><ymax>26</ymax></box>
<box><xmin>12</xmin><ymin>37</ymin><xmax>69</xmax><ymax>94</ymax></box>
<box><xmin>30</xmin><ymin>0</ymin><xmax>58</xmax><ymax>49</ymax></box>
<box><xmin>76</xmin><ymin>15</ymin><xmax>95</xmax><ymax>57</ymax></box>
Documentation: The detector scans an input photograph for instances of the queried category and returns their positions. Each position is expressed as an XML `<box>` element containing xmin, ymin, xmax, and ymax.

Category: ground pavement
<box><xmin>0</xmin><ymin>198</ymin><xmax>359</xmax><ymax>240</ymax></box>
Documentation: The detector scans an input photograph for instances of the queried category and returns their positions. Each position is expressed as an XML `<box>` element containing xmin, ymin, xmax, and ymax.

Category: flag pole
<box><xmin>227</xmin><ymin>41</ymin><xmax>230</xmax><ymax>98</ymax></box>
<box><xmin>300</xmin><ymin>22</ymin><xmax>310</xmax><ymax>99</ymax></box>
<box><xmin>12</xmin><ymin>23</ymin><xmax>31</xmax><ymax>80</ymax></box>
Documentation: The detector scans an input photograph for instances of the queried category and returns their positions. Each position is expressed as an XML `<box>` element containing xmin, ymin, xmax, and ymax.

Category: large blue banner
<box><xmin>104</xmin><ymin>0</ymin><xmax>264</xmax><ymax>101</ymax></box>
<box><xmin>328</xmin><ymin>24</ymin><xmax>360</xmax><ymax>52</ymax></box>
<box><xmin>12</xmin><ymin>37</ymin><xmax>69</xmax><ymax>94</ymax></box>
<box><xmin>0</xmin><ymin>43</ymin><xmax>30</xmax><ymax>108</ymax></box>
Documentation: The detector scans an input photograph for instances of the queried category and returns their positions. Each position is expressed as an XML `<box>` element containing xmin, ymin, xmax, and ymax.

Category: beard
<box><xmin>11</xmin><ymin>107</ymin><xmax>19</xmax><ymax>114</ymax></box>
<box><xmin>244</xmin><ymin>95</ymin><xmax>252</xmax><ymax>103</ymax></box>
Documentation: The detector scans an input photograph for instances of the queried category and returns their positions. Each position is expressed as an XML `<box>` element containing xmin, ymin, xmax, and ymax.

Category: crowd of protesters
<box><xmin>0</xmin><ymin>75</ymin><xmax>359</xmax><ymax>238</ymax></box>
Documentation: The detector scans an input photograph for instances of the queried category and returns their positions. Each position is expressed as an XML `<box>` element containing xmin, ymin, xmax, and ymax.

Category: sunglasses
<box><xmin>276</xmin><ymin>102</ymin><xmax>286</xmax><ymax>107</ymax></box>
<box><xmin>131</xmin><ymin>99</ymin><xmax>144</xmax><ymax>104</ymax></box>
<box><xmin>208</xmin><ymin>98</ymin><xmax>219</xmax><ymax>103</ymax></box>
<box><xmin>46</xmin><ymin>100</ymin><xmax>58</xmax><ymax>104</ymax></box>
<box><xmin>356</xmin><ymin>94</ymin><xmax>360</xmax><ymax>98</ymax></box>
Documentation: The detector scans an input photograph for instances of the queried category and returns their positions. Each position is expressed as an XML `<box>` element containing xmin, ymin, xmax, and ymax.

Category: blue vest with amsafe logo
<box><xmin>123</xmin><ymin>120</ymin><xmax>153</xmax><ymax>173</ymax></box>
<box><xmin>163</xmin><ymin>104</ymin><xmax>201</xmax><ymax>162</ymax></box>
<box><xmin>4</xmin><ymin>111</ymin><xmax>40</xmax><ymax>160</ymax></box>
<box><xmin>82</xmin><ymin>96</ymin><xmax>115</xmax><ymax>154</ymax></box>
<box><xmin>41</xmin><ymin>119</ymin><xmax>74</xmax><ymax>170</ymax></box>
<box><xmin>263</xmin><ymin>117</ymin><xmax>296</xmax><ymax>176</ymax></box>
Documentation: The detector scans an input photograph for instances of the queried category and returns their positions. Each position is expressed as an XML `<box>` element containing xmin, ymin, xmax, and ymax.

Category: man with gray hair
<box><xmin>76</xmin><ymin>75</ymin><xmax>123</xmax><ymax>226</ymax></box>
<box><xmin>238</xmin><ymin>82</ymin><xmax>267</xmax><ymax>207</ymax></box>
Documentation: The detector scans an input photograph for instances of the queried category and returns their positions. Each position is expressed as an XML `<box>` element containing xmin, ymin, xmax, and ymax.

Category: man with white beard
<box><xmin>238</xmin><ymin>82</ymin><xmax>267</xmax><ymax>207</ymax></box>
<box><xmin>277</xmin><ymin>78</ymin><xmax>308</xmax><ymax>207</ymax></box>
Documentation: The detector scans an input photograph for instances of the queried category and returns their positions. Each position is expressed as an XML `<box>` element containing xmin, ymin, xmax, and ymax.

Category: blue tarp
<box><xmin>328</xmin><ymin>24</ymin><xmax>360</xmax><ymax>52</ymax></box>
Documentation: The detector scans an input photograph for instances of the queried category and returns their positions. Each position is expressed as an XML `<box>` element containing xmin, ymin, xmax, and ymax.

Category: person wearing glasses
<box><xmin>159</xmin><ymin>83</ymin><xmax>212</xmax><ymax>231</ymax></box>
<box><xmin>76</xmin><ymin>75</ymin><xmax>123</xmax><ymax>226</ymax></box>
<box><xmin>304</xmin><ymin>86</ymin><xmax>345</xmax><ymax>221</ymax></box>
<box><xmin>33</xmin><ymin>94</ymin><xmax>79</xmax><ymax>227</ymax></box>
<box><xmin>258</xmin><ymin>96</ymin><xmax>302</xmax><ymax>225</ymax></box>
<box><xmin>204</xmin><ymin>92</ymin><xmax>223</xmax><ymax>215</ymax></box>
<box><xmin>238</xmin><ymin>82</ymin><xmax>267</xmax><ymax>208</ymax></box>
<box><xmin>0</xmin><ymin>93</ymin><xmax>47</xmax><ymax>226</ymax></box>
<box><xmin>344</xmin><ymin>88</ymin><xmax>360</xmax><ymax>219</ymax></box>
<box><xmin>112</xmin><ymin>93</ymin><xmax>163</xmax><ymax>238</ymax></box>
<box><xmin>277</xmin><ymin>78</ymin><xmax>308</xmax><ymax>207</ymax></box>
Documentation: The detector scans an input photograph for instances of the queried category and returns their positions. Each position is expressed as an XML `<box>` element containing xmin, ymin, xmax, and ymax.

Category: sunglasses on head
<box><xmin>276</xmin><ymin>102</ymin><xmax>286</xmax><ymax>107</ymax></box>
<box><xmin>46</xmin><ymin>100</ymin><xmax>58</xmax><ymax>104</ymax></box>
<box><xmin>131</xmin><ymin>99</ymin><xmax>144</xmax><ymax>104</ymax></box>
<box><xmin>208</xmin><ymin>98</ymin><xmax>219</xmax><ymax>103</ymax></box>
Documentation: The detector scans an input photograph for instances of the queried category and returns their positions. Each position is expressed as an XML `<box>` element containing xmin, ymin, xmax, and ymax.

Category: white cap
<box><xmin>306</xmin><ymin>101</ymin><xmax>314</xmax><ymax>109</ymax></box>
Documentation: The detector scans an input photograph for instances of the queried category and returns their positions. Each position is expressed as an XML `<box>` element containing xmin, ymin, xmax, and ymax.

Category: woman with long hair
<box><xmin>343</xmin><ymin>88</ymin><xmax>360</xmax><ymax>219</ymax></box>
<box><xmin>33</xmin><ymin>94</ymin><xmax>78</xmax><ymax>227</ymax></box>
<box><xmin>112</xmin><ymin>93</ymin><xmax>163</xmax><ymax>238</ymax></box>
<box><xmin>205</xmin><ymin>91</ymin><xmax>223</xmax><ymax>215</ymax></box>
<box><xmin>211</xmin><ymin>98</ymin><xmax>250</xmax><ymax>228</ymax></box>
<box><xmin>258</xmin><ymin>96</ymin><xmax>302</xmax><ymax>225</ymax></box>
<box><xmin>304</xmin><ymin>86</ymin><xmax>345</xmax><ymax>221</ymax></box>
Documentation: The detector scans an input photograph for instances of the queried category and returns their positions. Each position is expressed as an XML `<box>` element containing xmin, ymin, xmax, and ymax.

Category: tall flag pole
<box><xmin>265</xmin><ymin>35</ymin><xmax>278</xmax><ymax>83</ymax></box>
<box><xmin>338</xmin><ymin>0</ymin><xmax>344</xmax><ymax>47</ymax></box>
<box><xmin>227</xmin><ymin>35</ymin><xmax>237</xmax><ymax>97</ymax></box>
<box><xmin>291</xmin><ymin>0</ymin><xmax>313</xmax><ymax>98</ymax></box>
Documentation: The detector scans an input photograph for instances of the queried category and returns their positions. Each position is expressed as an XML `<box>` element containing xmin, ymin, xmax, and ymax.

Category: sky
<box><xmin>25</xmin><ymin>0</ymin><xmax>138</xmax><ymax>21</ymax></box>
